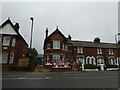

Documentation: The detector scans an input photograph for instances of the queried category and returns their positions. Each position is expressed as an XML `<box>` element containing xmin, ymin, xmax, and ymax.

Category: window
<box><xmin>109</xmin><ymin>49</ymin><xmax>113</xmax><ymax>54</ymax></box>
<box><xmin>53</xmin><ymin>55</ymin><xmax>60</xmax><ymax>63</ymax></box>
<box><xmin>47</xmin><ymin>55</ymin><xmax>50</xmax><ymax>63</ymax></box>
<box><xmin>9</xmin><ymin>53</ymin><xmax>14</xmax><ymax>63</ymax></box>
<box><xmin>77</xmin><ymin>57</ymin><xmax>84</xmax><ymax>64</ymax></box>
<box><xmin>47</xmin><ymin>43</ymin><xmax>50</xmax><ymax>49</ymax></box>
<box><xmin>3</xmin><ymin>36</ymin><xmax>10</xmax><ymax>46</ymax></box>
<box><xmin>62</xmin><ymin>44</ymin><xmax>64</xmax><ymax>50</ymax></box>
<box><xmin>2</xmin><ymin>52</ymin><xmax>8</xmax><ymax>63</ymax></box>
<box><xmin>97</xmin><ymin>58</ymin><xmax>104</xmax><ymax>64</ymax></box>
<box><xmin>109</xmin><ymin>58</ymin><xmax>117</xmax><ymax>65</ymax></box>
<box><xmin>91</xmin><ymin>57</ymin><xmax>96</xmax><ymax>65</ymax></box>
<box><xmin>53</xmin><ymin>40</ymin><xmax>60</xmax><ymax>49</ymax></box>
<box><xmin>65</xmin><ymin>45</ymin><xmax>68</xmax><ymax>51</ymax></box>
<box><xmin>12</xmin><ymin>38</ymin><xmax>16</xmax><ymax>46</ymax></box>
<box><xmin>86</xmin><ymin>56</ymin><xmax>91</xmax><ymax>64</ymax></box>
<box><xmin>77</xmin><ymin>47</ymin><xmax>83</xmax><ymax>53</ymax></box>
<box><xmin>97</xmin><ymin>48</ymin><xmax>102</xmax><ymax>54</ymax></box>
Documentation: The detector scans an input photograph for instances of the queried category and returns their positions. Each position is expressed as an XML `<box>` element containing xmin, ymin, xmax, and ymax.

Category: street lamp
<box><xmin>115</xmin><ymin>33</ymin><xmax>120</xmax><ymax>44</ymax></box>
<box><xmin>30</xmin><ymin>17</ymin><xmax>34</xmax><ymax>50</ymax></box>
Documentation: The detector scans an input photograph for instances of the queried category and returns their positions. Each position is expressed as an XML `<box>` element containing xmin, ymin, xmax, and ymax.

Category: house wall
<box><xmin>2</xmin><ymin>34</ymin><xmax>28</xmax><ymax>67</ymax></box>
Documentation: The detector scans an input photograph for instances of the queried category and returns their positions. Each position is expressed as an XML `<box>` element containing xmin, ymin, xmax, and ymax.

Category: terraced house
<box><xmin>0</xmin><ymin>18</ymin><xmax>28</xmax><ymax>67</ymax></box>
<box><xmin>43</xmin><ymin>27</ymin><xmax>120</xmax><ymax>70</ymax></box>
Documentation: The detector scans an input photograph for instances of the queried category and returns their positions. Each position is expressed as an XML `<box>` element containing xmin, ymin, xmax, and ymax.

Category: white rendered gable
<box><xmin>0</xmin><ymin>23</ymin><xmax>18</xmax><ymax>35</ymax></box>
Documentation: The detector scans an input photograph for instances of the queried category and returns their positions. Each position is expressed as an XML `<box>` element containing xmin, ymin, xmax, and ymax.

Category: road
<box><xmin>2</xmin><ymin>71</ymin><xmax>119</xmax><ymax>88</ymax></box>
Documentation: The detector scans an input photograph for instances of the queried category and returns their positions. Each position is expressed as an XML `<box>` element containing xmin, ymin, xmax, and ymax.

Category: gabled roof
<box><xmin>47</xmin><ymin>27</ymin><xmax>66</xmax><ymax>39</ymax></box>
<box><xmin>71</xmin><ymin>40</ymin><xmax>119</xmax><ymax>49</ymax></box>
<box><xmin>43</xmin><ymin>27</ymin><xmax>68</xmax><ymax>49</ymax></box>
<box><xmin>0</xmin><ymin>18</ymin><xmax>28</xmax><ymax>46</ymax></box>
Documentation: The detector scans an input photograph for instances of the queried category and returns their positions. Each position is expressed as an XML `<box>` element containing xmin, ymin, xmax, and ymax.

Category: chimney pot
<box><xmin>46</xmin><ymin>28</ymin><xmax>48</xmax><ymax>38</ymax></box>
<box><xmin>14</xmin><ymin>23</ymin><xmax>20</xmax><ymax>32</ymax></box>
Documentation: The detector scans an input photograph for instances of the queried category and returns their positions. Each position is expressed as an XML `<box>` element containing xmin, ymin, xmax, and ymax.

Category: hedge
<box><xmin>106</xmin><ymin>65</ymin><xmax>119</xmax><ymax>68</ymax></box>
<box><xmin>84</xmin><ymin>64</ymin><xmax>98</xmax><ymax>69</ymax></box>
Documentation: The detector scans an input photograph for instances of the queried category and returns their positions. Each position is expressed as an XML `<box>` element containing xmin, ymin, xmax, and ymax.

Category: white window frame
<box><xmin>62</xmin><ymin>44</ymin><xmax>64</xmax><ymax>50</ymax></box>
<box><xmin>53</xmin><ymin>55</ymin><xmax>60</xmax><ymax>63</ymax></box>
<box><xmin>77</xmin><ymin>47</ymin><xmax>83</xmax><ymax>53</ymax></box>
<box><xmin>9</xmin><ymin>52</ymin><xmax>14</xmax><ymax>63</ymax></box>
<box><xmin>53</xmin><ymin>40</ymin><xmax>60</xmax><ymax>49</ymax></box>
<box><xmin>91</xmin><ymin>56</ymin><xmax>96</xmax><ymax>65</ymax></box>
<box><xmin>97</xmin><ymin>48</ymin><xmax>102</xmax><ymax>54</ymax></box>
<box><xmin>12</xmin><ymin>38</ymin><xmax>16</xmax><ymax>46</ymax></box>
<box><xmin>86</xmin><ymin>56</ymin><xmax>91</xmax><ymax>64</ymax></box>
<box><xmin>109</xmin><ymin>49</ymin><xmax>114</xmax><ymax>54</ymax></box>
<box><xmin>109</xmin><ymin>58</ymin><xmax>115</xmax><ymax>65</ymax></box>
<box><xmin>3</xmin><ymin>36</ymin><xmax>11</xmax><ymax>46</ymax></box>
<box><xmin>47</xmin><ymin>43</ymin><xmax>50</xmax><ymax>49</ymax></box>
<box><xmin>2</xmin><ymin>52</ymin><xmax>8</xmax><ymax>64</ymax></box>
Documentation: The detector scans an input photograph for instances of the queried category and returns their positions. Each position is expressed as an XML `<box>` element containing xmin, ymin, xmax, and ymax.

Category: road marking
<box><xmin>3</xmin><ymin>77</ymin><xmax>52</xmax><ymax>80</ymax></box>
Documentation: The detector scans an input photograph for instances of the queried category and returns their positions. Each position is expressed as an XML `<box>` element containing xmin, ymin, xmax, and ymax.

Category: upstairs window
<box><xmin>53</xmin><ymin>40</ymin><xmax>60</xmax><ymax>49</ymax></box>
<box><xmin>65</xmin><ymin>45</ymin><xmax>68</xmax><ymax>51</ymax></box>
<box><xmin>77</xmin><ymin>47</ymin><xmax>83</xmax><ymax>53</ymax></box>
<box><xmin>62</xmin><ymin>44</ymin><xmax>64</xmax><ymax>50</ymax></box>
<box><xmin>97</xmin><ymin>48</ymin><xmax>102</xmax><ymax>54</ymax></box>
<box><xmin>3</xmin><ymin>36</ymin><xmax>10</xmax><ymax>46</ymax></box>
<box><xmin>12</xmin><ymin>38</ymin><xmax>16</xmax><ymax>46</ymax></box>
<box><xmin>47</xmin><ymin>43</ymin><xmax>50</xmax><ymax>49</ymax></box>
<box><xmin>109</xmin><ymin>49</ymin><xmax>113</xmax><ymax>54</ymax></box>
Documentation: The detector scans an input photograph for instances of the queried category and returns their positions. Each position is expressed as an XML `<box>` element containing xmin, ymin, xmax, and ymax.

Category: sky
<box><xmin>1</xmin><ymin>1</ymin><xmax>119</xmax><ymax>54</ymax></box>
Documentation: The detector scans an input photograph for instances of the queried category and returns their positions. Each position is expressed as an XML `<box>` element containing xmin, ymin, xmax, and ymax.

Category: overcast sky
<box><xmin>1</xmin><ymin>1</ymin><xmax>119</xmax><ymax>54</ymax></box>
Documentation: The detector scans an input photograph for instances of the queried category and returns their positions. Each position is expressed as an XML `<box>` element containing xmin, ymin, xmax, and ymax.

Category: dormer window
<box><xmin>97</xmin><ymin>48</ymin><xmax>102</xmax><ymax>54</ymax></box>
<box><xmin>77</xmin><ymin>47</ymin><xmax>83</xmax><ymax>53</ymax></box>
<box><xmin>53</xmin><ymin>40</ymin><xmax>60</xmax><ymax>49</ymax></box>
<box><xmin>109</xmin><ymin>49</ymin><xmax>113</xmax><ymax>54</ymax></box>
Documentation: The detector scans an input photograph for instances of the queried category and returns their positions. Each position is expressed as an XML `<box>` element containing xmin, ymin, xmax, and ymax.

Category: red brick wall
<box><xmin>2</xmin><ymin>34</ymin><xmax>28</xmax><ymax>67</ymax></box>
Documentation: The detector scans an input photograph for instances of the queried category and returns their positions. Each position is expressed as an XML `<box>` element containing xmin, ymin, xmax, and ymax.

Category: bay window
<box><xmin>2</xmin><ymin>52</ymin><xmax>8</xmax><ymax>64</ymax></box>
<box><xmin>53</xmin><ymin>55</ymin><xmax>60</xmax><ymax>63</ymax></box>
<box><xmin>53</xmin><ymin>40</ymin><xmax>60</xmax><ymax>49</ymax></box>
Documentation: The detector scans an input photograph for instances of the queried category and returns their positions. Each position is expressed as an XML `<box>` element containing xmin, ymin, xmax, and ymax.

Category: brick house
<box><xmin>43</xmin><ymin>27</ymin><xmax>120</xmax><ymax>69</ymax></box>
<box><xmin>0</xmin><ymin>18</ymin><xmax>28</xmax><ymax>67</ymax></box>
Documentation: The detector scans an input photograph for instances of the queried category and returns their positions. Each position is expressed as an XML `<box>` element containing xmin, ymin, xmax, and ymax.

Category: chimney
<box><xmin>94</xmin><ymin>37</ymin><xmax>100</xmax><ymax>43</ymax></box>
<box><xmin>46</xmin><ymin>28</ymin><xmax>48</xmax><ymax>38</ymax></box>
<box><xmin>14</xmin><ymin>23</ymin><xmax>20</xmax><ymax>32</ymax></box>
<box><xmin>68</xmin><ymin>35</ymin><xmax>72</xmax><ymax>41</ymax></box>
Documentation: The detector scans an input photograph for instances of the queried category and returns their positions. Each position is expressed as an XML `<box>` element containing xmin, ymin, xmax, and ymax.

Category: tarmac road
<box><xmin>2</xmin><ymin>71</ymin><xmax>119</xmax><ymax>88</ymax></box>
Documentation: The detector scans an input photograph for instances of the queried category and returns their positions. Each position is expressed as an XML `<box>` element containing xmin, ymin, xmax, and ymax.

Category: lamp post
<box><xmin>30</xmin><ymin>17</ymin><xmax>34</xmax><ymax>51</ymax></box>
